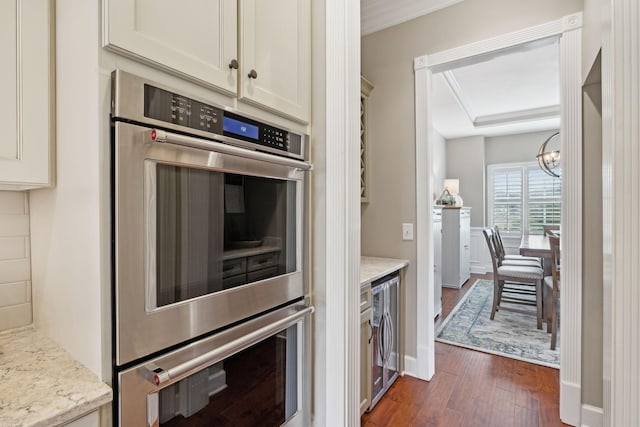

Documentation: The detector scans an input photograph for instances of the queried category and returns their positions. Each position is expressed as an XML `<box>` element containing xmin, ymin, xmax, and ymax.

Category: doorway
<box><xmin>414</xmin><ymin>13</ymin><xmax>583</xmax><ymax>424</ymax></box>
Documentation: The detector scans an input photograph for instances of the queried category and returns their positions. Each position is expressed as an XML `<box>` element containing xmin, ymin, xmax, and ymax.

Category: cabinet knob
<box><xmin>228</xmin><ymin>59</ymin><xmax>239</xmax><ymax>70</ymax></box>
<box><xmin>248</xmin><ymin>69</ymin><xmax>258</xmax><ymax>79</ymax></box>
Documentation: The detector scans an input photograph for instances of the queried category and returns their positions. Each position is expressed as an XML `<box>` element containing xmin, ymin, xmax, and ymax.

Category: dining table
<box><xmin>520</xmin><ymin>234</ymin><xmax>553</xmax><ymax>275</ymax></box>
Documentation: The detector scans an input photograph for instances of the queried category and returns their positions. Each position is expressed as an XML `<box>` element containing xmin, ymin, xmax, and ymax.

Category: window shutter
<box><xmin>527</xmin><ymin>167</ymin><xmax>561</xmax><ymax>234</ymax></box>
<box><xmin>492</xmin><ymin>168</ymin><xmax>523</xmax><ymax>232</ymax></box>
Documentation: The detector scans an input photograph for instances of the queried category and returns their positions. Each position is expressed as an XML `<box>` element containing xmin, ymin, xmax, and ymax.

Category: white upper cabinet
<box><xmin>0</xmin><ymin>0</ymin><xmax>54</xmax><ymax>190</ymax></box>
<box><xmin>103</xmin><ymin>0</ymin><xmax>238</xmax><ymax>95</ymax></box>
<box><xmin>239</xmin><ymin>0</ymin><xmax>310</xmax><ymax>123</ymax></box>
<box><xmin>103</xmin><ymin>0</ymin><xmax>310</xmax><ymax>123</ymax></box>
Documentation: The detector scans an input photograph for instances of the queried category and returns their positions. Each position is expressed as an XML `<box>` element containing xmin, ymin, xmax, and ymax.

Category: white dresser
<box><xmin>440</xmin><ymin>207</ymin><xmax>471</xmax><ymax>289</ymax></box>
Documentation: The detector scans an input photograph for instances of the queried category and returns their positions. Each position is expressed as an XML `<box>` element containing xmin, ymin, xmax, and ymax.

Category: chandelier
<box><xmin>536</xmin><ymin>132</ymin><xmax>561</xmax><ymax>178</ymax></box>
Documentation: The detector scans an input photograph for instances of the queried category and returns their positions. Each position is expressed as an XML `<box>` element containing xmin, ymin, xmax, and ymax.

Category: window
<box><xmin>488</xmin><ymin>162</ymin><xmax>561</xmax><ymax>235</ymax></box>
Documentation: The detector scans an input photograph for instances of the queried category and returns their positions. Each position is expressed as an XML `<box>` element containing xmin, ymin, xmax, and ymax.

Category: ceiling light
<box><xmin>536</xmin><ymin>132</ymin><xmax>561</xmax><ymax>178</ymax></box>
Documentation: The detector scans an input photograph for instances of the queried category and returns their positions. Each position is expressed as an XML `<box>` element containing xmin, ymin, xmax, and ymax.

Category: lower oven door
<box><xmin>118</xmin><ymin>303</ymin><xmax>312</xmax><ymax>427</ymax></box>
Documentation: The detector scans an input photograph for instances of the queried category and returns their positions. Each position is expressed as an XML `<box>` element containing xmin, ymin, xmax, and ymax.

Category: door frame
<box><xmin>414</xmin><ymin>13</ymin><xmax>583</xmax><ymax>425</ymax></box>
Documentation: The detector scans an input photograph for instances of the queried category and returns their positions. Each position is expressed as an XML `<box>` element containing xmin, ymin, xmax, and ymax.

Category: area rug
<box><xmin>436</xmin><ymin>279</ymin><xmax>559</xmax><ymax>368</ymax></box>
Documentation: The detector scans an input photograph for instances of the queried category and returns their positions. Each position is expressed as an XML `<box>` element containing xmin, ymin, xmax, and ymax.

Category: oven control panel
<box><xmin>143</xmin><ymin>84</ymin><xmax>302</xmax><ymax>157</ymax></box>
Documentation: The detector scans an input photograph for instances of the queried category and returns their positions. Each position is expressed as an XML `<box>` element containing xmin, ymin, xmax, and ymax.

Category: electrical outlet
<box><xmin>402</xmin><ymin>223</ymin><xmax>414</xmax><ymax>241</ymax></box>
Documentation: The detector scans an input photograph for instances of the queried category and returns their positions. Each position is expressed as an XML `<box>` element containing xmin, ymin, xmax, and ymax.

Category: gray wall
<box><xmin>485</xmin><ymin>130</ymin><xmax>559</xmax><ymax>165</ymax></box>
<box><xmin>581</xmin><ymin>57</ymin><xmax>603</xmax><ymax>408</ymax></box>
<box><xmin>445</xmin><ymin>136</ymin><xmax>485</xmax><ymax>227</ymax></box>
<box><xmin>361</xmin><ymin>0</ymin><xmax>584</xmax><ymax>359</ymax></box>
<box><xmin>431</xmin><ymin>129</ymin><xmax>447</xmax><ymax>200</ymax></box>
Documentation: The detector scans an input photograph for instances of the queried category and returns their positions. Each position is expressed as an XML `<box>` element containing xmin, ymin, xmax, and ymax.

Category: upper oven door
<box><xmin>114</xmin><ymin>121</ymin><xmax>309</xmax><ymax>366</ymax></box>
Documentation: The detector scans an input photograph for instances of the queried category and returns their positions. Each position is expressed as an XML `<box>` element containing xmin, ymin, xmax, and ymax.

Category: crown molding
<box><xmin>474</xmin><ymin>105</ymin><xmax>560</xmax><ymax>127</ymax></box>
<box><xmin>362</xmin><ymin>0</ymin><xmax>463</xmax><ymax>36</ymax></box>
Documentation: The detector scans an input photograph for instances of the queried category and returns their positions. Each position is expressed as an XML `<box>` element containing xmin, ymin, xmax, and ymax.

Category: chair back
<box><xmin>543</xmin><ymin>224</ymin><xmax>560</xmax><ymax>236</ymax></box>
<box><xmin>492</xmin><ymin>225</ymin><xmax>507</xmax><ymax>260</ymax></box>
<box><xmin>482</xmin><ymin>228</ymin><xmax>501</xmax><ymax>274</ymax></box>
<box><xmin>548</xmin><ymin>234</ymin><xmax>560</xmax><ymax>294</ymax></box>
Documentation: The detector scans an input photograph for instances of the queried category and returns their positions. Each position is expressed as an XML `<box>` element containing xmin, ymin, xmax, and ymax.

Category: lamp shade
<box><xmin>444</xmin><ymin>179</ymin><xmax>459</xmax><ymax>195</ymax></box>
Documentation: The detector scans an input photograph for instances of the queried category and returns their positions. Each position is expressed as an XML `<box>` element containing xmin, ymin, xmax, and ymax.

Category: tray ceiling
<box><xmin>431</xmin><ymin>38</ymin><xmax>561</xmax><ymax>139</ymax></box>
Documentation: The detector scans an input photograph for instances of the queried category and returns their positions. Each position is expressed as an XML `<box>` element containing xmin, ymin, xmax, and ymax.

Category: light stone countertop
<box><xmin>360</xmin><ymin>256</ymin><xmax>409</xmax><ymax>287</ymax></box>
<box><xmin>0</xmin><ymin>327</ymin><xmax>112</xmax><ymax>427</ymax></box>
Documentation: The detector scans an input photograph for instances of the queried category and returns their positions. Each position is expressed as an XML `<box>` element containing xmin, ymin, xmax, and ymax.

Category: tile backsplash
<box><xmin>0</xmin><ymin>191</ymin><xmax>32</xmax><ymax>331</ymax></box>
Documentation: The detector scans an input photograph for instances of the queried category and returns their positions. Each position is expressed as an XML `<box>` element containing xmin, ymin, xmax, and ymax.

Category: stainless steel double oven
<box><xmin>111</xmin><ymin>71</ymin><xmax>312</xmax><ymax>426</ymax></box>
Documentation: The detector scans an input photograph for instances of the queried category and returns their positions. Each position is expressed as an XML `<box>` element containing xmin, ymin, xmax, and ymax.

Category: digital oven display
<box><xmin>223</xmin><ymin>117</ymin><xmax>259</xmax><ymax>140</ymax></box>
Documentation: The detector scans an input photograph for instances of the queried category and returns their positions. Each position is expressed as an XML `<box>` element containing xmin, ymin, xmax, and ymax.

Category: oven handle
<box><xmin>147</xmin><ymin>305</ymin><xmax>314</xmax><ymax>387</ymax></box>
<box><xmin>149</xmin><ymin>129</ymin><xmax>313</xmax><ymax>171</ymax></box>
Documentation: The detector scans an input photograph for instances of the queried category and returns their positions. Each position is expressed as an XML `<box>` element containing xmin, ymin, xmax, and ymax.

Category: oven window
<box><xmin>156</xmin><ymin>325</ymin><xmax>298</xmax><ymax>426</ymax></box>
<box><xmin>154</xmin><ymin>164</ymin><xmax>297</xmax><ymax>307</ymax></box>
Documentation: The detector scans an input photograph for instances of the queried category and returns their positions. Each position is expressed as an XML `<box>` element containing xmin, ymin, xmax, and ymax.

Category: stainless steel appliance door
<box><xmin>114</xmin><ymin>121</ymin><xmax>308</xmax><ymax>365</ymax></box>
<box><xmin>369</xmin><ymin>275</ymin><xmax>400</xmax><ymax>410</ymax></box>
<box><xmin>370</xmin><ymin>283</ymin><xmax>385</xmax><ymax>403</ymax></box>
<box><xmin>118</xmin><ymin>303</ymin><xmax>312</xmax><ymax>427</ymax></box>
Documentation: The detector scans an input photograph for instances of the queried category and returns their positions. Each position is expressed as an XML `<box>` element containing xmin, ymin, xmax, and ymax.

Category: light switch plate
<box><xmin>402</xmin><ymin>223</ymin><xmax>414</xmax><ymax>241</ymax></box>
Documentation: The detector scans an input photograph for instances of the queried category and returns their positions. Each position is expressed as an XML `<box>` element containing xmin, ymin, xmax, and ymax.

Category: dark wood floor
<box><xmin>362</xmin><ymin>274</ymin><xmax>568</xmax><ymax>427</ymax></box>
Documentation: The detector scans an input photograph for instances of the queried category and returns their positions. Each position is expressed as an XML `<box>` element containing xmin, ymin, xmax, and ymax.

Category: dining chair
<box><xmin>543</xmin><ymin>224</ymin><xmax>560</xmax><ymax>236</ymax></box>
<box><xmin>543</xmin><ymin>234</ymin><xmax>561</xmax><ymax>350</ymax></box>
<box><xmin>492</xmin><ymin>226</ymin><xmax>542</xmax><ymax>267</ymax></box>
<box><xmin>482</xmin><ymin>228</ymin><xmax>545</xmax><ymax>329</ymax></box>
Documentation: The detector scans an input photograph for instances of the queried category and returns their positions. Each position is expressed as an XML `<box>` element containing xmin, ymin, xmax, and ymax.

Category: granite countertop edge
<box><xmin>360</xmin><ymin>256</ymin><xmax>409</xmax><ymax>286</ymax></box>
<box><xmin>0</xmin><ymin>327</ymin><xmax>113</xmax><ymax>427</ymax></box>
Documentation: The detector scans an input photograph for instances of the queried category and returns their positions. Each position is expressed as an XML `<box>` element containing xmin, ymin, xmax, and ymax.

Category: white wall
<box><xmin>0</xmin><ymin>192</ymin><xmax>32</xmax><ymax>331</ymax></box>
<box><xmin>445</xmin><ymin>136</ymin><xmax>485</xmax><ymax>227</ymax></box>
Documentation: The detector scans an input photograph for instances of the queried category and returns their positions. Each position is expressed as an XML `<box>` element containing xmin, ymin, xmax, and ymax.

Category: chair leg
<box><xmin>536</xmin><ymin>280</ymin><xmax>542</xmax><ymax>330</ymax></box>
<box><xmin>550</xmin><ymin>306</ymin><xmax>558</xmax><ymax>350</ymax></box>
<box><xmin>490</xmin><ymin>279</ymin><xmax>501</xmax><ymax>320</ymax></box>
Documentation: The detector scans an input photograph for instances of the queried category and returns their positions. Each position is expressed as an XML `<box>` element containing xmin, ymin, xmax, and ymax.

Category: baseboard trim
<box><xmin>581</xmin><ymin>404</ymin><xmax>603</xmax><ymax>427</ymax></box>
<box><xmin>561</xmin><ymin>380</ymin><xmax>581</xmax><ymax>426</ymax></box>
<box><xmin>470</xmin><ymin>265</ymin><xmax>490</xmax><ymax>274</ymax></box>
<box><xmin>403</xmin><ymin>355</ymin><xmax>418</xmax><ymax>378</ymax></box>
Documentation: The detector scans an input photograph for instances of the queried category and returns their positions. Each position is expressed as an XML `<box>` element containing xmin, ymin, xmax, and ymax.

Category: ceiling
<box><xmin>361</xmin><ymin>0</ymin><xmax>463</xmax><ymax>35</ymax></box>
<box><xmin>431</xmin><ymin>39</ymin><xmax>561</xmax><ymax>139</ymax></box>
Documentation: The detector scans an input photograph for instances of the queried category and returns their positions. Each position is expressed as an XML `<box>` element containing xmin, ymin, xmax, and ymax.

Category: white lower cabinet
<box><xmin>63</xmin><ymin>410</ymin><xmax>99</xmax><ymax>427</ymax></box>
<box><xmin>0</xmin><ymin>0</ymin><xmax>54</xmax><ymax>190</ymax></box>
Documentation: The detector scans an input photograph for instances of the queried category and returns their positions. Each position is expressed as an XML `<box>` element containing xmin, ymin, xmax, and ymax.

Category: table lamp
<box><xmin>444</xmin><ymin>179</ymin><xmax>463</xmax><ymax>207</ymax></box>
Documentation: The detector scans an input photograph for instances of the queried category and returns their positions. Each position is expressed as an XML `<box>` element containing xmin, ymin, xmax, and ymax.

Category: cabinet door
<box><xmin>360</xmin><ymin>307</ymin><xmax>372</xmax><ymax>415</ymax></box>
<box><xmin>240</xmin><ymin>0</ymin><xmax>310</xmax><ymax>123</ymax></box>
<box><xmin>104</xmin><ymin>0</ymin><xmax>238</xmax><ymax>95</ymax></box>
<box><xmin>0</xmin><ymin>0</ymin><xmax>53</xmax><ymax>189</ymax></box>
<box><xmin>460</xmin><ymin>212</ymin><xmax>471</xmax><ymax>283</ymax></box>
<box><xmin>433</xmin><ymin>218</ymin><xmax>442</xmax><ymax>316</ymax></box>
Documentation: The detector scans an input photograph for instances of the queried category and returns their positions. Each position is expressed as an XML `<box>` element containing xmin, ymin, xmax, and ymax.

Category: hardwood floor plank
<box><xmin>464</xmin><ymin>398</ymin><xmax>493</xmax><ymax>426</ymax></box>
<box><xmin>488</xmin><ymin>386</ymin><xmax>516</xmax><ymax>426</ymax></box>
<box><xmin>514</xmin><ymin>405</ymin><xmax>540</xmax><ymax>427</ymax></box>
